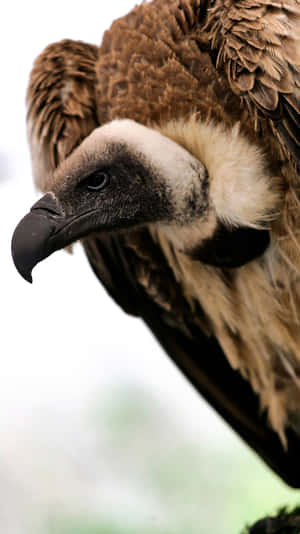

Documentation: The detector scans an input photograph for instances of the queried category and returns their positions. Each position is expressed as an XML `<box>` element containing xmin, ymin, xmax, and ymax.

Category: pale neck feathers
<box><xmin>158</xmin><ymin>116</ymin><xmax>281</xmax><ymax>230</ymax></box>
<box><xmin>147</xmin><ymin>117</ymin><xmax>300</xmax><ymax>444</ymax></box>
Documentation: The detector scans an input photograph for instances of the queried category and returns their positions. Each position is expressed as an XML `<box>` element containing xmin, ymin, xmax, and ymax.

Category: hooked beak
<box><xmin>11</xmin><ymin>193</ymin><xmax>94</xmax><ymax>283</ymax></box>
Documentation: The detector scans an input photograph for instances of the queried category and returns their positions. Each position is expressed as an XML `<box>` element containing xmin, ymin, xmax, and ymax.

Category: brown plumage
<box><xmin>12</xmin><ymin>0</ymin><xmax>300</xmax><ymax>486</ymax></box>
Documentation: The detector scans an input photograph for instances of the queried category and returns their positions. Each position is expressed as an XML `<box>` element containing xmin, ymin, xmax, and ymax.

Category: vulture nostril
<box><xmin>32</xmin><ymin>206</ymin><xmax>62</xmax><ymax>217</ymax></box>
<box><xmin>30</xmin><ymin>193</ymin><xmax>65</xmax><ymax>217</ymax></box>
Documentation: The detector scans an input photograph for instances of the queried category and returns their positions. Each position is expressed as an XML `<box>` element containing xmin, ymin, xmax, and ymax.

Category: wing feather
<box><xmin>205</xmin><ymin>0</ymin><xmax>300</xmax><ymax>163</ymax></box>
<box><xmin>84</xmin><ymin>229</ymin><xmax>300</xmax><ymax>489</ymax></box>
<box><xmin>26</xmin><ymin>39</ymin><xmax>99</xmax><ymax>191</ymax></box>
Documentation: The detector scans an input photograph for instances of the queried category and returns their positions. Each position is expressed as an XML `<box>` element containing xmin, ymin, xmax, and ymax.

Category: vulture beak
<box><xmin>11</xmin><ymin>193</ymin><xmax>92</xmax><ymax>283</ymax></box>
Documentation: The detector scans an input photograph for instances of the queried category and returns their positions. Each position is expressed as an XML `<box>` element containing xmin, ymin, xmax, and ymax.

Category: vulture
<box><xmin>11</xmin><ymin>0</ymin><xmax>300</xmax><ymax>490</ymax></box>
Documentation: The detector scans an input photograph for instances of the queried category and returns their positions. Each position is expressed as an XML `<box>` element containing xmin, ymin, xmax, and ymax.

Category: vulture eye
<box><xmin>85</xmin><ymin>171</ymin><xmax>109</xmax><ymax>191</ymax></box>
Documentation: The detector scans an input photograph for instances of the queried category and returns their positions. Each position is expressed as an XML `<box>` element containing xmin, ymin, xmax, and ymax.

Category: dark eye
<box><xmin>85</xmin><ymin>171</ymin><xmax>109</xmax><ymax>191</ymax></box>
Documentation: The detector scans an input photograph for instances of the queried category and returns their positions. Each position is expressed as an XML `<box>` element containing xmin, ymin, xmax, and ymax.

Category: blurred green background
<box><xmin>54</xmin><ymin>388</ymin><xmax>300</xmax><ymax>534</ymax></box>
<box><xmin>2</xmin><ymin>383</ymin><xmax>297</xmax><ymax>534</ymax></box>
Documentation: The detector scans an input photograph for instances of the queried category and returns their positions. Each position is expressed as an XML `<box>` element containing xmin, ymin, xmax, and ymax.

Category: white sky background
<box><xmin>0</xmin><ymin>2</ymin><xmax>298</xmax><ymax>533</ymax></box>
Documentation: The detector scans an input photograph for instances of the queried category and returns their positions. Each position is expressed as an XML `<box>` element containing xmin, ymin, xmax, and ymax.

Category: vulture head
<box><xmin>12</xmin><ymin>119</ymin><xmax>274</xmax><ymax>282</ymax></box>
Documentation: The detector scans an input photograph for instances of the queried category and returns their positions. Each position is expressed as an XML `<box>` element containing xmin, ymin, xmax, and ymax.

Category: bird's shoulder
<box><xmin>204</xmin><ymin>0</ymin><xmax>300</xmax><ymax>165</ymax></box>
<box><xmin>97</xmin><ymin>0</ymin><xmax>300</xmax><ymax>168</ymax></box>
<box><xmin>96</xmin><ymin>0</ymin><xmax>240</xmax><ymax>128</ymax></box>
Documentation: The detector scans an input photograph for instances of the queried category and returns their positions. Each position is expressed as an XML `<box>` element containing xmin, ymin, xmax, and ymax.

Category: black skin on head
<box><xmin>11</xmin><ymin>147</ymin><xmax>174</xmax><ymax>283</ymax></box>
<box><xmin>55</xmin><ymin>146</ymin><xmax>174</xmax><ymax>229</ymax></box>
